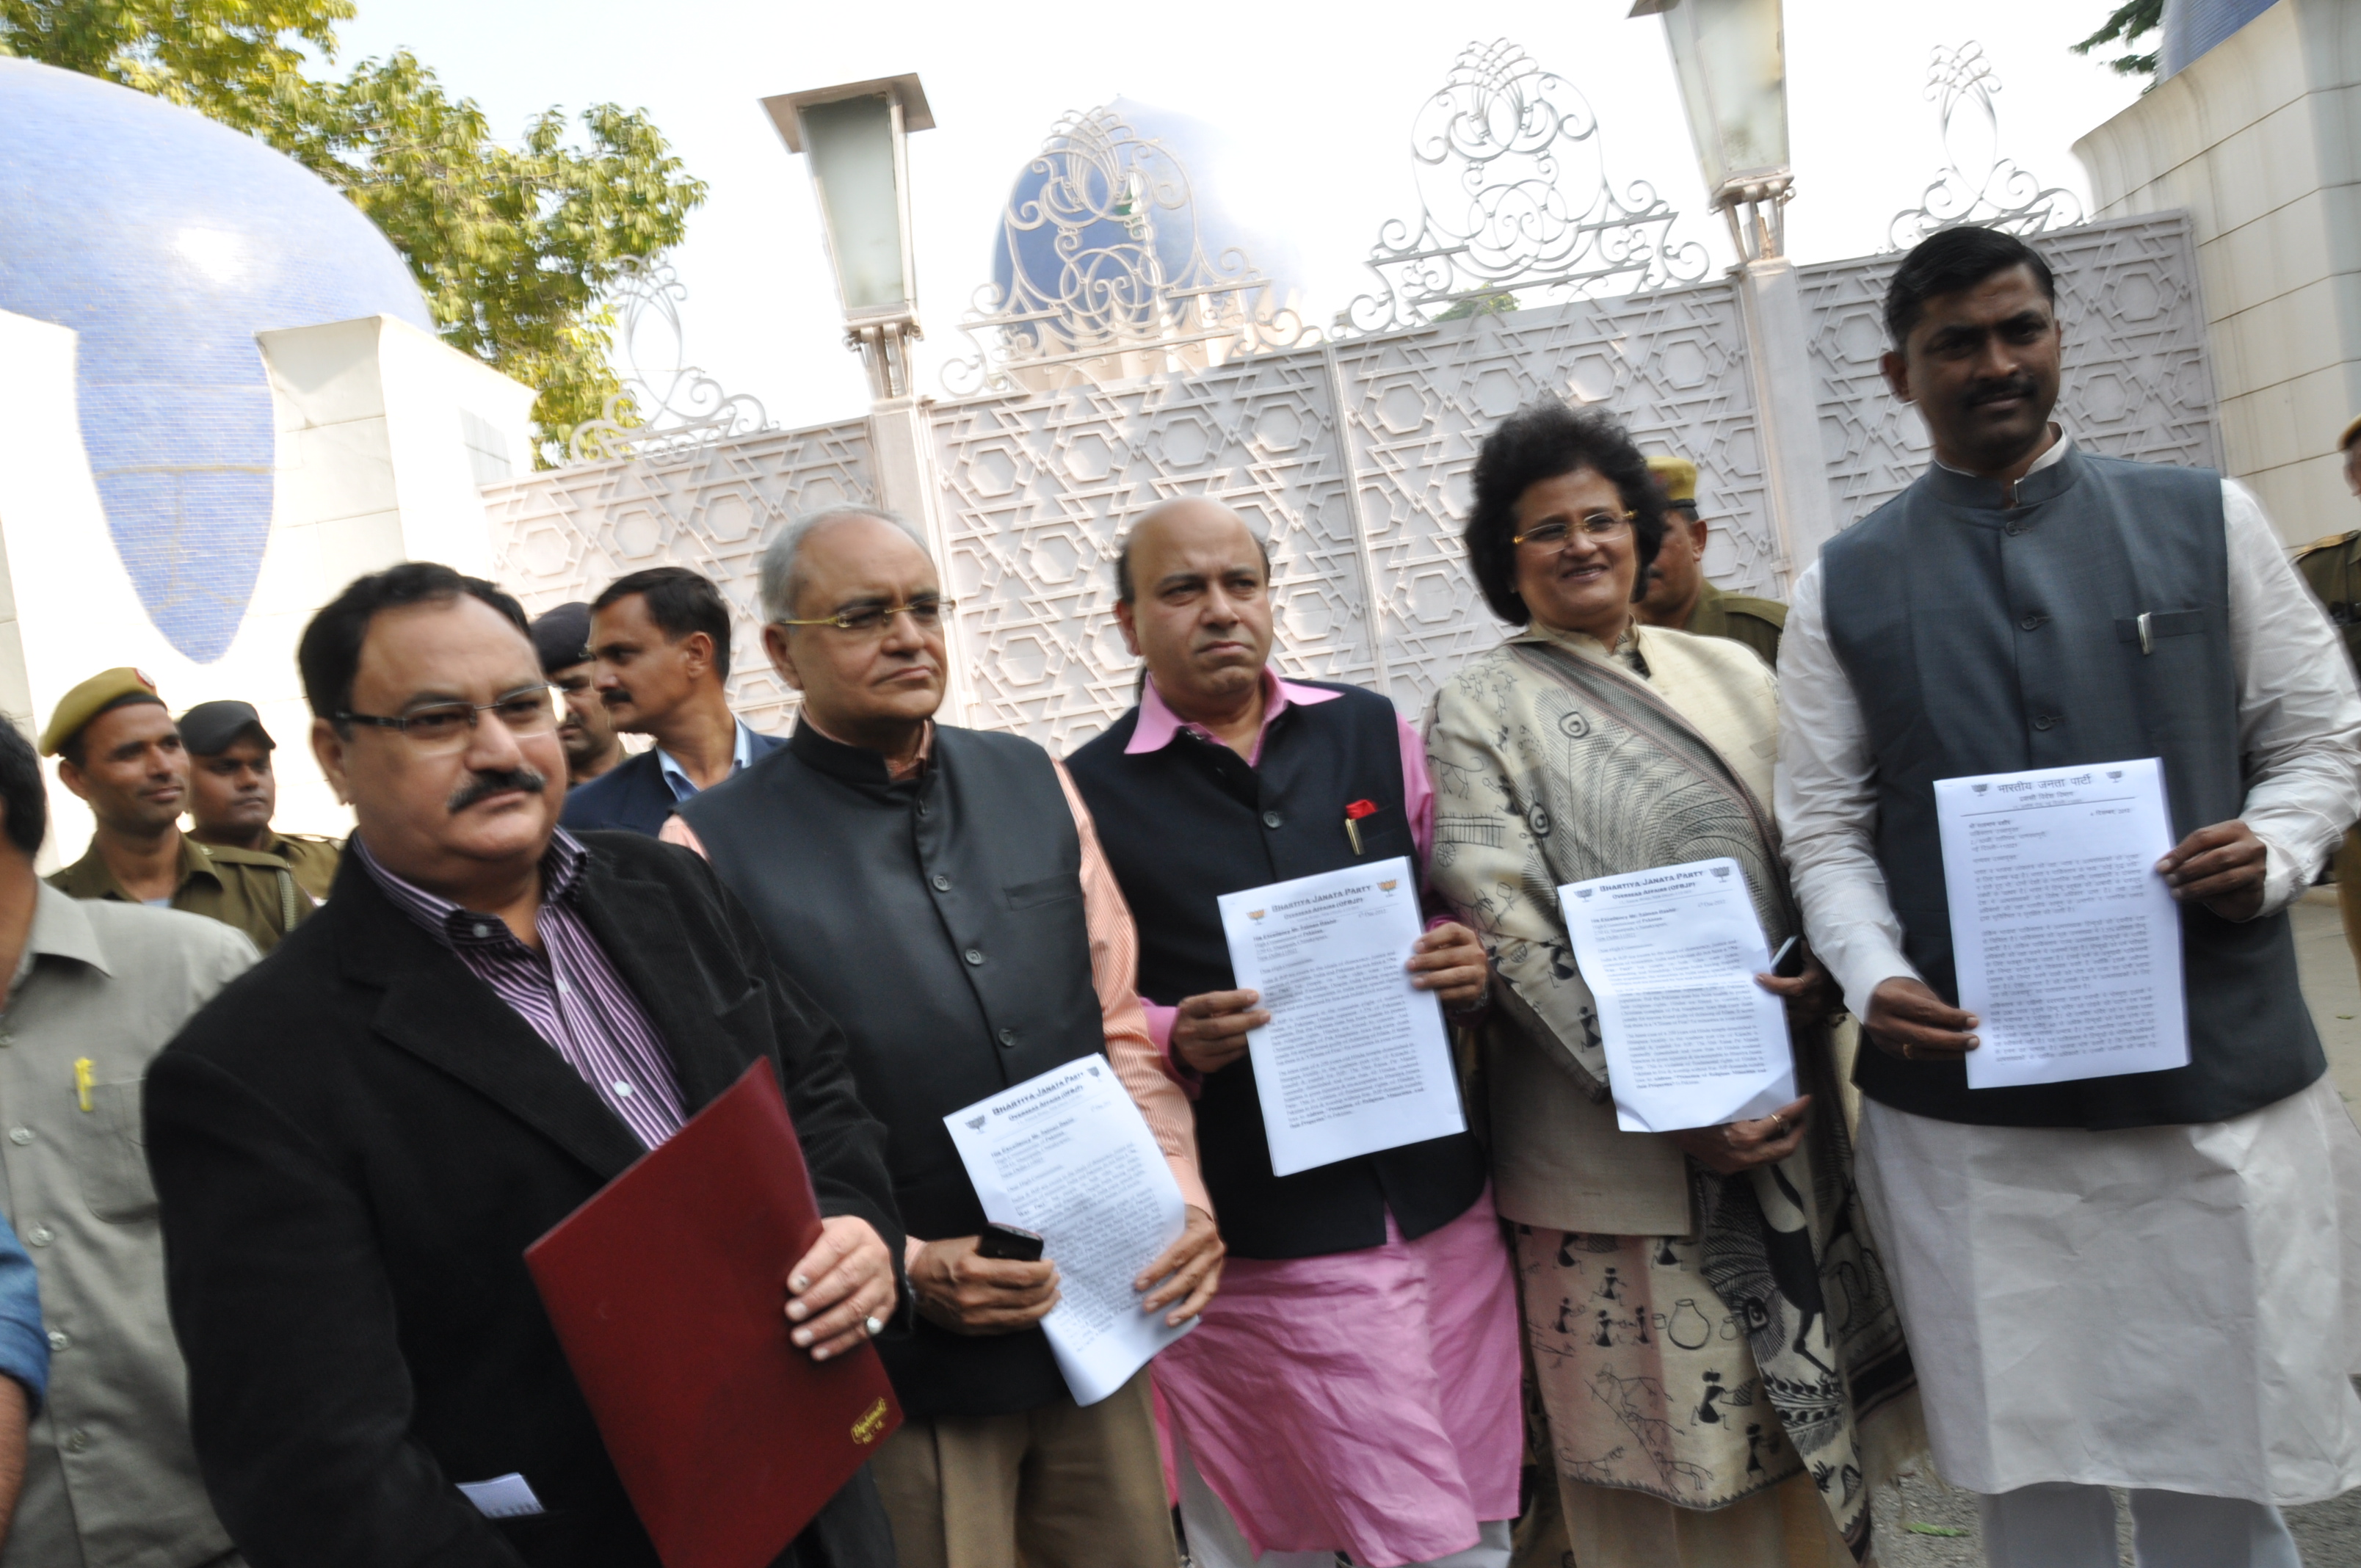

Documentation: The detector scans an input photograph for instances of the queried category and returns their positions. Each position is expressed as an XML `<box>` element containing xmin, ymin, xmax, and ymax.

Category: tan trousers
<box><xmin>871</xmin><ymin>1369</ymin><xmax>1177</xmax><ymax>1568</ymax></box>
<box><xmin>1557</xmin><ymin>1470</ymin><xmax>1856</xmax><ymax>1567</ymax></box>
<box><xmin>2338</xmin><ymin>827</ymin><xmax>2361</xmax><ymax>985</ymax></box>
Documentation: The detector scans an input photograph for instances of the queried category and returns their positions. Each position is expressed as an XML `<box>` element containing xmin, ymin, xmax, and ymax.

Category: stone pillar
<box><xmin>867</xmin><ymin>394</ymin><xmax>974</xmax><ymax>725</ymax></box>
<box><xmin>1735</xmin><ymin>255</ymin><xmax>1839</xmax><ymax>590</ymax></box>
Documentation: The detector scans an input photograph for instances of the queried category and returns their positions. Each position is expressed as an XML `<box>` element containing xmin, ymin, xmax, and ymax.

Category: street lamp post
<box><xmin>1631</xmin><ymin>0</ymin><xmax>1837</xmax><ymax>585</ymax></box>
<box><xmin>761</xmin><ymin>73</ymin><xmax>972</xmax><ymax>719</ymax></box>
<box><xmin>762</xmin><ymin>74</ymin><xmax>933</xmax><ymax>402</ymax></box>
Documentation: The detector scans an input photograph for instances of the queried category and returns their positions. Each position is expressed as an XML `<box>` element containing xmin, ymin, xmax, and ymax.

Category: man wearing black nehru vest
<box><xmin>1779</xmin><ymin>225</ymin><xmax>2361</xmax><ymax>1566</ymax></box>
<box><xmin>1066</xmin><ymin>498</ymin><xmax>1521</xmax><ymax>1568</ymax></box>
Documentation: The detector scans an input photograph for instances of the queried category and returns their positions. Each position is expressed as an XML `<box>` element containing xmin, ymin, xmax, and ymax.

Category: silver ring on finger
<box><xmin>863</xmin><ymin>1314</ymin><xmax>885</xmax><ymax>1338</ymax></box>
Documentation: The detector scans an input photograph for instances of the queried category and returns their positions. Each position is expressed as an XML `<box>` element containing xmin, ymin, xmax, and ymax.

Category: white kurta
<box><xmin>1774</xmin><ymin>442</ymin><xmax>2361</xmax><ymax>1502</ymax></box>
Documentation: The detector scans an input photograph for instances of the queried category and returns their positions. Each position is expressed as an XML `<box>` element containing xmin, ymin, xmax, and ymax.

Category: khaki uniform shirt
<box><xmin>1680</xmin><ymin>577</ymin><xmax>1788</xmax><ymax>669</ymax></box>
<box><xmin>2294</xmin><ymin>528</ymin><xmax>2361</xmax><ymax>680</ymax></box>
<box><xmin>252</xmin><ymin>832</ymin><xmax>341</xmax><ymax>905</ymax></box>
<box><xmin>0</xmin><ymin>884</ymin><xmax>254</xmax><ymax>1568</ymax></box>
<box><xmin>49</xmin><ymin>835</ymin><xmax>312</xmax><ymax>953</ymax></box>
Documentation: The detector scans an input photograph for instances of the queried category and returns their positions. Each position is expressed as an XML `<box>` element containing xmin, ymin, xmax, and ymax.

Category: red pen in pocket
<box><xmin>1344</xmin><ymin>798</ymin><xmax>1379</xmax><ymax>854</ymax></box>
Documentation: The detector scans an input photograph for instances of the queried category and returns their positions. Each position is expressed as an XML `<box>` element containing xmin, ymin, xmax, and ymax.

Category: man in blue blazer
<box><xmin>561</xmin><ymin>567</ymin><xmax>785</xmax><ymax>835</ymax></box>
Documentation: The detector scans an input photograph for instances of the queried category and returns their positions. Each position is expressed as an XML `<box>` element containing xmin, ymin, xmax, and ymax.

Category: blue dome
<box><xmin>0</xmin><ymin>60</ymin><xmax>434</xmax><ymax>662</ymax></box>
<box><xmin>988</xmin><ymin>98</ymin><xmax>1305</xmax><ymax>350</ymax></box>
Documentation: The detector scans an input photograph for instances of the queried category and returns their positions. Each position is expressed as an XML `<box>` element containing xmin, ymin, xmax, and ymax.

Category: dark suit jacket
<box><xmin>562</xmin><ymin>730</ymin><xmax>789</xmax><ymax>837</ymax></box>
<box><xmin>145</xmin><ymin>831</ymin><xmax>903</xmax><ymax>1568</ymax></box>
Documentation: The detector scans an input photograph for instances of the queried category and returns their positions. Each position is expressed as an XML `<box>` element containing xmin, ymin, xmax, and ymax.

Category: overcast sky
<box><xmin>336</xmin><ymin>1</ymin><xmax>2147</xmax><ymax>434</ymax></box>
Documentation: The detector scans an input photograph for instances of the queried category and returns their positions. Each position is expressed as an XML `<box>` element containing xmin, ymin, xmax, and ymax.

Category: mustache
<box><xmin>447</xmin><ymin>766</ymin><xmax>548</xmax><ymax>813</ymax></box>
<box><xmin>1963</xmin><ymin>374</ymin><xmax>2039</xmax><ymax>408</ymax></box>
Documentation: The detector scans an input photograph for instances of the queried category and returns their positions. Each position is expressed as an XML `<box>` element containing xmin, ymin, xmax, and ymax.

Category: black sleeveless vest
<box><xmin>1820</xmin><ymin>446</ymin><xmax>2324</xmax><ymax>1128</ymax></box>
<box><xmin>680</xmin><ymin>722</ymin><xmax>1106</xmax><ymax>1418</ymax></box>
<box><xmin>1066</xmin><ymin>680</ymin><xmax>1487</xmax><ymax>1259</ymax></box>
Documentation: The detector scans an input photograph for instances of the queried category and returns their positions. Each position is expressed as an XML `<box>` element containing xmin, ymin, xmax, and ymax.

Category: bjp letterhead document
<box><xmin>944</xmin><ymin>1060</ymin><xmax>1194</xmax><ymax>1406</ymax></box>
<box><xmin>1557</xmin><ymin>857</ymin><xmax>1796</xmax><ymax>1133</ymax></box>
<box><xmin>1934</xmin><ymin>758</ymin><xmax>2189</xmax><ymax>1090</ymax></box>
<box><xmin>1216</xmin><ymin>857</ymin><xmax>1466</xmax><ymax>1177</ymax></box>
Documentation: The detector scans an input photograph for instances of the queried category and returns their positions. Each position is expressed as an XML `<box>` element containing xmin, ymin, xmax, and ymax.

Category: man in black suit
<box><xmin>144</xmin><ymin>562</ymin><xmax>902</xmax><ymax>1568</ymax></box>
<box><xmin>562</xmin><ymin>567</ymin><xmax>786</xmax><ymax>835</ymax></box>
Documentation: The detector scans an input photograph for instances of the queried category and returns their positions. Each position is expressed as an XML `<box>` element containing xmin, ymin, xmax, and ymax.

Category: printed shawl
<box><xmin>1429</xmin><ymin>634</ymin><xmax>1918</xmax><ymax>1560</ymax></box>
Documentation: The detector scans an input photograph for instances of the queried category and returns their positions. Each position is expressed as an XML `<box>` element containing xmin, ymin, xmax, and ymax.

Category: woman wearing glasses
<box><xmin>1422</xmin><ymin>402</ymin><xmax>1920</xmax><ymax>1566</ymax></box>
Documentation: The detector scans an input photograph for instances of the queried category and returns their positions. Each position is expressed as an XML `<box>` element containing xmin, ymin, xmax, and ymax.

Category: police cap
<box><xmin>39</xmin><ymin>667</ymin><xmax>164</xmax><ymax>758</ymax></box>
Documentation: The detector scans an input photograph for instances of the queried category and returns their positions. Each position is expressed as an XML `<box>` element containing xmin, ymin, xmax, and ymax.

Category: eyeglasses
<box><xmin>1510</xmin><ymin>511</ymin><xmax>1636</xmax><ymax>548</ymax></box>
<box><xmin>774</xmin><ymin>596</ymin><xmax>956</xmax><ymax>636</ymax></box>
<box><xmin>338</xmin><ymin>686</ymin><xmax>558</xmax><ymax>754</ymax></box>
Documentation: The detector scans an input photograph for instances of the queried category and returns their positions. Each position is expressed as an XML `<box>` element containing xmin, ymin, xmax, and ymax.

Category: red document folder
<box><xmin>526</xmin><ymin>1059</ymin><xmax>902</xmax><ymax>1568</ymax></box>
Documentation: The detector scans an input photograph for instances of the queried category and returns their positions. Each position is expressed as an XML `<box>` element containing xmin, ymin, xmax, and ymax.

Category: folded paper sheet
<box><xmin>1559</xmin><ymin>857</ymin><xmax>1795</xmax><ymax>1132</ymax></box>
<box><xmin>946</xmin><ymin>1060</ymin><xmax>1194</xmax><ymax>1405</ymax></box>
<box><xmin>1934</xmin><ymin>757</ymin><xmax>2188</xmax><ymax>1089</ymax></box>
<box><xmin>1217</xmin><ymin>857</ymin><xmax>1465</xmax><ymax>1176</ymax></box>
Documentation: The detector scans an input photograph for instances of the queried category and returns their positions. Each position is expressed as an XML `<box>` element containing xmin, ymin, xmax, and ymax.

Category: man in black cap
<box><xmin>180</xmin><ymin>699</ymin><xmax>343</xmax><ymax>903</ymax></box>
<box><xmin>532</xmin><ymin>602</ymin><xmax>624</xmax><ymax>785</ymax></box>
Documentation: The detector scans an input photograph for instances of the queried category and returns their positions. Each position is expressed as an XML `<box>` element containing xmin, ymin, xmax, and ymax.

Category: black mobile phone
<box><xmin>974</xmin><ymin>1222</ymin><xmax>1045</xmax><ymax>1263</ymax></box>
<box><xmin>1771</xmin><ymin>936</ymin><xmax>1805</xmax><ymax>979</ymax></box>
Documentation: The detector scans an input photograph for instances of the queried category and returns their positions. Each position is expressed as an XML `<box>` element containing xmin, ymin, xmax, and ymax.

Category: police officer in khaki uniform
<box><xmin>40</xmin><ymin>669</ymin><xmax>311</xmax><ymax>952</ymax></box>
<box><xmin>177</xmin><ymin>700</ymin><xmax>341</xmax><ymax>904</ymax></box>
<box><xmin>1634</xmin><ymin>453</ymin><xmax>1788</xmax><ymax>667</ymax></box>
<box><xmin>2294</xmin><ymin>411</ymin><xmax>2361</xmax><ymax>982</ymax></box>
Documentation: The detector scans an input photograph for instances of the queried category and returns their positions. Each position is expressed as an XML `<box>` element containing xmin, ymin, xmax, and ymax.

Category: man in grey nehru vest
<box><xmin>1778</xmin><ymin>225</ymin><xmax>2361</xmax><ymax>1567</ymax></box>
<box><xmin>664</xmin><ymin>506</ymin><xmax>1223</xmax><ymax>1568</ymax></box>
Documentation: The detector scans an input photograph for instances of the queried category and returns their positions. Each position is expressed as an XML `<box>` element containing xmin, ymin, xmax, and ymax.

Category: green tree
<box><xmin>2072</xmin><ymin>0</ymin><xmax>2165</xmax><ymax>81</ymax></box>
<box><xmin>0</xmin><ymin>1</ymin><xmax>705</xmax><ymax>463</ymax></box>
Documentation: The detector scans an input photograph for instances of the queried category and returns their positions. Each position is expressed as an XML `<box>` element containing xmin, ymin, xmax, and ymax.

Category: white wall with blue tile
<box><xmin>0</xmin><ymin>59</ymin><xmax>535</xmax><ymax>860</ymax></box>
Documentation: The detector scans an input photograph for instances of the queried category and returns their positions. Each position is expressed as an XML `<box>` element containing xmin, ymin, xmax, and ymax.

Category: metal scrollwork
<box><xmin>565</xmin><ymin>258</ymin><xmax>772</xmax><ymax>465</ymax></box>
<box><xmin>942</xmin><ymin>106</ymin><xmax>1316</xmax><ymax>396</ymax></box>
<box><xmin>1340</xmin><ymin>38</ymin><xmax>1710</xmax><ymax>335</ymax></box>
<box><xmin>1887</xmin><ymin>43</ymin><xmax>2083</xmax><ymax>251</ymax></box>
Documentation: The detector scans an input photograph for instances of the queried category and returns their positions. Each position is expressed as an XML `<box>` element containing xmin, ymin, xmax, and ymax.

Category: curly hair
<box><xmin>1463</xmin><ymin>399</ymin><xmax>1667</xmax><ymax>626</ymax></box>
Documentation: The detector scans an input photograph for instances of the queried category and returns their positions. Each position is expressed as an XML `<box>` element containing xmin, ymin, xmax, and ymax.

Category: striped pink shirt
<box><xmin>354</xmin><ymin>831</ymin><xmax>687</xmax><ymax>1149</ymax></box>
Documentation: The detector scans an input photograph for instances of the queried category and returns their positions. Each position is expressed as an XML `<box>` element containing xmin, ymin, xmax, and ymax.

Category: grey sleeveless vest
<box><xmin>679</xmin><ymin>722</ymin><xmax>1109</xmax><ymax>1418</ymax></box>
<box><xmin>1820</xmin><ymin>443</ymin><xmax>2323</xmax><ymax>1128</ymax></box>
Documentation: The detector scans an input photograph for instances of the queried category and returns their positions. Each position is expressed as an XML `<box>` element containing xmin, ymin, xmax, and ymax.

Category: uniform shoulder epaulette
<box><xmin>199</xmin><ymin>842</ymin><xmax>297</xmax><ymax>871</ymax></box>
<box><xmin>1718</xmin><ymin>593</ymin><xmax>1790</xmax><ymax>627</ymax></box>
<box><xmin>2293</xmin><ymin>529</ymin><xmax>2360</xmax><ymax>558</ymax></box>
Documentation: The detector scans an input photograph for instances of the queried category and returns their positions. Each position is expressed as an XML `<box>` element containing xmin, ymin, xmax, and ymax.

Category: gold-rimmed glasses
<box><xmin>1510</xmin><ymin>510</ymin><xmax>1636</xmax><ymax>549</ymax></box>
<box><xmin>773</xmin><ymin>596</ymin><xmax>956</xmax><ymax>636</ymax></box>
<box><xmin>337</xmin><ymin>686</ymin><xmax>558</xmax><ymax>755</ymax></box>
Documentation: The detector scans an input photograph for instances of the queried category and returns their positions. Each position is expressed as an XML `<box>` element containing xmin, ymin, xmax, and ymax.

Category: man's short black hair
<box><xmin>1884</xmin><ymin>225</ymin><xmax>2058</xmax><ymax>347</ymax></box>
<box><xmin>1112</xmin><ymin>523</ymin><xmax>1272</xmax><ymax>604</ymax></box>
<box><xmin>1464</xmin><ymin>400</ymin><xmax>1667</xmax><ymax>627</ymax></box>
<box><xmin>592</xmin><ymin>567</ymin><xmax>733</xmax><ymax>678</ymax></box>
<box><xmin>299</xmin><ymin>562</ymin><xmax>530</xmax><ymax>727</ymax></box>
<box><xmin>0</xmin><ymin>721</ymin><xmax>46</xmax><ymax>857</ymax></box>
<box><xmin>56</xmin><ymin>692</ymin><xmax>167</xmax><ymax>769</ymax></box>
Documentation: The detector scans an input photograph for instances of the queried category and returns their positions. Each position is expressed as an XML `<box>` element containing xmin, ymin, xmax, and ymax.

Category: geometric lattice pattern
<box><xmin>1802</xmin><ymin>211</ymin><xmax>2219</xmax><ymax>529</ymax></box>
<box><xmin>932</xmin><ymin>349</ymin><xmax>1367</xmax><ymax>753</ymax></box>
<box><xmin>1331</xmin><ymin>282</ymin><xmax>1771</xmax><ymax>710</ymax></box>
<box><xmin>483</xmin><ymin>420</ymin><xmax>876</xmax><ymax>735</ymax></box>
<box><xmin>487</xmin><ymin>214</ymin><xmax>2218</xmax><ymax>749</ymax></box>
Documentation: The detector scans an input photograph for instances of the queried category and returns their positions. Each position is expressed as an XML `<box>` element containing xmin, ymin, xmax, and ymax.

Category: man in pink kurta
<box><xmin>1064</xmin><ymin>499</ymin><xmax>1522</xmax><ymax>1568</ymax></box>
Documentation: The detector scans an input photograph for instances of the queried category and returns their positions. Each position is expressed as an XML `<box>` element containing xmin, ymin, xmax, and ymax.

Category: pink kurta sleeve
<box><xmin>1398</xmin><ymin>713</ymin><xmax>1435</xmax><ymax>870</ymax></box>
<box><xmin>1053</xmin><ymin>762</ymin><xmax>1213</xmax><ymax>1216</ymax></box>
<box><xmin>658</xmin><ymin>814</ymin><xmax>703</xmax><ymax>854</ymax></box>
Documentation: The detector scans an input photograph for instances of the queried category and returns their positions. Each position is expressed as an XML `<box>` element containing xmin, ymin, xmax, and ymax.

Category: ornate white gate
<box><xmin>482</xmin><ymin>40</ymin><xmax>2220</xmax><ymax>753</ymax></box>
